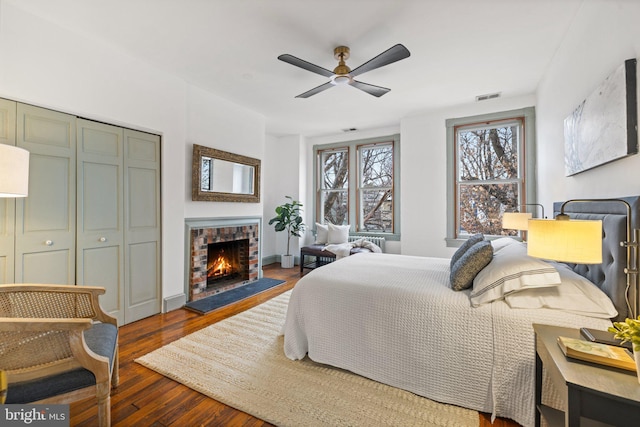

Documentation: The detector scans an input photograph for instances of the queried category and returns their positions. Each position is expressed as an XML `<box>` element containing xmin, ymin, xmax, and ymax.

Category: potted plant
<box><xmin>609</xmin><ymin>316</ymin><xmax>640</xmax><ymax>383</ymax></box>
<box><xmin>269</xmin><ymin>196</ymin><xmax>306</xmax><ymax>268</ymax></box>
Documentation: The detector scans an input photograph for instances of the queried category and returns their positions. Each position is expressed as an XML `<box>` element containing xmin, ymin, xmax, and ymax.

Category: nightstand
<box><xmin>534</xmin><ymin>324</ymin><xmax>640</xmax><ymax>426</ymax></box>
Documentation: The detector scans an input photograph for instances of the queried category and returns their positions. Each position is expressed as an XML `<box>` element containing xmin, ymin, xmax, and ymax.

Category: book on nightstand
<box><xmin>557</xmin><ymin>336</ymin><xmax>637</xmax><ymax>372</ymax></box>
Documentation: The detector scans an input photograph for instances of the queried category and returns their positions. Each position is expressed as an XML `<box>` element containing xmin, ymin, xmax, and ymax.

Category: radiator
<box><xmin>348</xmin><ymin>235</ymin><xmax>386</xmax><ymax>252</ymax></box>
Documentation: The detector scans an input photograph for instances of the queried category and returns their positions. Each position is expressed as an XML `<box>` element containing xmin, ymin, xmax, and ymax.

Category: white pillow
<box><xmin>505</xmin><ymin>262</ymin><xmax>618</xmax><ymax>319</ymax></box>
<box><xmin>490</xmin><ymin>237</ymin><xmax>519</xmax><ymax>253</ymax></box>
<box><xmin>470</xmin><ymin>242</ymin><xmax>561</xmax><ymax>307</ymax></box>
<box><xmin>327</xmin><ymin>223</ymin><xmax>350</xmax><ymax>244</ymax></box>
<box><xmin>315</xmin><ymin>223</ymin><xmax>328</xmax><ymax>244</ymax></box>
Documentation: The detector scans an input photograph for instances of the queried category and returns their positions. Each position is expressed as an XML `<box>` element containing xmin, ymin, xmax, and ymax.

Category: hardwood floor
<box><xmin>70</xmin><ymin>264</ymin><xmax>520</xmax><ymax>426</ymax></box>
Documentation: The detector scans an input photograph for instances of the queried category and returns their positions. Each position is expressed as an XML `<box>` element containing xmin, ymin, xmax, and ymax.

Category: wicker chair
<box><xmin>0</xmin><ymin>284</ymin><xmax>119</xmax><ymax>426</ymax></box>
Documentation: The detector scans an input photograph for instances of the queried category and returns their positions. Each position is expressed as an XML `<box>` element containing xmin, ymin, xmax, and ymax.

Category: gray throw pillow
<box><xmin>450</xmin><ymin>233</ymin><xmax>484</xmax><ymax>269</ymax></box>
<box><xmin>450</xmin><ymin>240</ymin><xmax>493</xmax><ymax>291</ymax></box>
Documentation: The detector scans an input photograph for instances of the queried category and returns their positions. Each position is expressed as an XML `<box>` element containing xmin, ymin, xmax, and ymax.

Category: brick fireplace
<box><xmin>187</xmin><ymin>218</ymin><xmax>261</xmax><ymax>301</ymax></box>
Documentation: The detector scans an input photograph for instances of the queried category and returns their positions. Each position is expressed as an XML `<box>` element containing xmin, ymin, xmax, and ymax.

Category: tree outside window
<box><xmin>447</xmin><ymin>108</ymin><xmax>537</xmax><ymax>245</ymax></box>
<box><xmin>359</xmin><ymin>143</ymin><xmax>394</xmax><ymax>232</ymax></box>
<box><xmin>456</xmin><ymin>120</ymin><xmax>523</xmax><ymax>237</ymax></box>
<box><xmin>318</xmin><ymin>148</ymin><xmax>349</xmax><ymax>225</ymax></box>
<box><xmin>316</xmin><ymin>136</ymin><xmax>399</xmax><ymax>236</ymax></box>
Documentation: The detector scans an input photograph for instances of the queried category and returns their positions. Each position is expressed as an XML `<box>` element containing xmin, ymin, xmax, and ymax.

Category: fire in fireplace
<box><xmin>206</xmin><ymin>239</ymin><xmax>249</xmax><ymax>288</ymax></box>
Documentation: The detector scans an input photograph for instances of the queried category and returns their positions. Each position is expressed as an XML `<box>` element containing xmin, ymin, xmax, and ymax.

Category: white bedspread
<box><xmin>283</xmin><ymin>253</ymin><xmax>612</xmax><ymax>427</ymax></box>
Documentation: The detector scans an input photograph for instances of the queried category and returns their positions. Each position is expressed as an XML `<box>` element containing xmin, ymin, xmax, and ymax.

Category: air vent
<box><xmin>475</xmin><ymin>92</ymin><xmax>501</xmax><ymax>102</ymax></box>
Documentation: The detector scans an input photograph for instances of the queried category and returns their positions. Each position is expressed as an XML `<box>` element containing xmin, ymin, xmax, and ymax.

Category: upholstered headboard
<box><xmin>553</xmin><ymin>196</ymin><xmax>640</xmax><ymax>321</ymax></box>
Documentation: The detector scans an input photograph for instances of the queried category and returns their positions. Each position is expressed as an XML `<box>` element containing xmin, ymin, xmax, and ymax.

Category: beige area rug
<box><xmin>136</xmin><ymin>291</ymin><xmax>479</xmax><ymax>427</ymax></box>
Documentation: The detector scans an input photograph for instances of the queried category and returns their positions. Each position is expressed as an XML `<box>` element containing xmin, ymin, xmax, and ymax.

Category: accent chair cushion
<box><xmin>5</xmin><ymin>322</ymin><xmax>118</xmax><ymax>404</ymax></box>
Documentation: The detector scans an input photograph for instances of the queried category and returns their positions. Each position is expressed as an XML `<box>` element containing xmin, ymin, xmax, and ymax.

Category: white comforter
<box><xmin>283</xmin><ymin>253</ymin><xmax>612</xmax><ymax>427</ymax></box>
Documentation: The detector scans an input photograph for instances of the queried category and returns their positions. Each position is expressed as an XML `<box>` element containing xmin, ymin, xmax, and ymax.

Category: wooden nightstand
<box><xmin>534</xmin><ymin>324</ymin><xmax>640</xmax><ymax>426</ymax></box>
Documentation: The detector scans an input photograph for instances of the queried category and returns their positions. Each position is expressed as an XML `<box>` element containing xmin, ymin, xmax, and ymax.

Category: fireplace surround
<box><xmin>186</xmin><ymin>217</ymin><xmax>262</xmax><ymax>301</ymax></box>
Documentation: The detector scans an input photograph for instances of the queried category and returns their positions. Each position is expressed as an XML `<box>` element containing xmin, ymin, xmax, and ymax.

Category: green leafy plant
<box><xmin>269</xmin><ymin>196</ymin><xmax>306</xmax><ymax>256</ymax></box>
<box><xmin>608</xmin><ymin>316</ymin><xmax>640</xmax><ymax>352</ymax></box>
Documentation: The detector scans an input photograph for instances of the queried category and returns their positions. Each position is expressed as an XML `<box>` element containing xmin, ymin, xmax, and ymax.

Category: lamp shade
<box><xmin>502</xmin><ymin>212</ymin><xmax>532</xmax><ymax>230</ymax></box>
<box><xmin>0</xmin><ymin>145</ymin><xmax>29</xmax><ymax>197</ymax></box>
<box><xmin>527</xmin><ymin>218</ymin><xmax>602</xmax><ymax>264</ymax></box>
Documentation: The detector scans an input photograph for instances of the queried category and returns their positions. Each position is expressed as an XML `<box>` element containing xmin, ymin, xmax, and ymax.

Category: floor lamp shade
<box><xmin>527</xmin><ymin>219</ymin><xmax>603</xmax><ymax>264</ymax></box>
<box><xmin>0</xmin><ymin>145</ymin><xmax>29</xmax><ymax>197</ymax></box>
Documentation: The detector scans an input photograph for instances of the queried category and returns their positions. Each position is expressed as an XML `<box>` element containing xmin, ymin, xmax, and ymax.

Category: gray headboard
<box><xmin>553</xmin><ymin>196</ymin><xmax>640</xmax><ymax>321</ymax></box>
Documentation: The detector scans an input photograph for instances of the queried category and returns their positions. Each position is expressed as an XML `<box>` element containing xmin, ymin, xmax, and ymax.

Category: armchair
<box><xmin>0</xmin><ymin>284</ymin><xmax>118</xmax><ymax>426</ymax></box>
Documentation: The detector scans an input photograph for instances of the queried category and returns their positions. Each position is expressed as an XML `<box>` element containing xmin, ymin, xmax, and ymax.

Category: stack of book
<box><xmin>557</xmin><ymin>336</ymin><xmax>636</xmax><ymax>371</ymax></box>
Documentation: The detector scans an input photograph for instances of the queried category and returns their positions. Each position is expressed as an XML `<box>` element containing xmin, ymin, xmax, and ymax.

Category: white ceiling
<box><xmin>10</xmin><ymin>0</ymin><xmax>584</xmax><ymax>137</ymax></box>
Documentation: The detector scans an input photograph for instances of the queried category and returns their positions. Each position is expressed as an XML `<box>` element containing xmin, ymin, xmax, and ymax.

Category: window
<box><xmin>446</xmin><ymin>107</ymin><xmax>536</xmax><ymax>244</ymax></box>
<box><xmin>315</xmin><ymin>135</ymin><xmax>400</xmax><ymax>238</ymax></box>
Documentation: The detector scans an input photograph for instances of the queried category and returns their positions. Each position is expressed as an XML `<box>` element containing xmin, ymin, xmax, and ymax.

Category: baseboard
<box><xmin>262</xmin><ymin>255</ymin><xmax>300</xmax><ymax>266</ymax></box>
<box><xmin>164</xmin><ymin>293</ymin><xmax>187</xmax><ymax>312</ymax></box>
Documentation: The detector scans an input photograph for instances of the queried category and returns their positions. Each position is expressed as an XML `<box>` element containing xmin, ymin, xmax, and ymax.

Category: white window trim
<box><xmin>445</xmin><ymin>107</ymin><xmax>536</xmax><ymax>247</ymax></box>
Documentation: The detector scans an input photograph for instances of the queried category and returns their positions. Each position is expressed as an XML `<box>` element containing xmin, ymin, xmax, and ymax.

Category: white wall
<box><xmin>0</xmin><ymin>3</ymin><xmax>266</xmax><ymax>306</ymax></box>
<box><xmin>537</xmin><ymin>0</ymin><xmax>640</xmax><ymax>211</ymax></box>
<box><xmin>184</xmin><ymin>85</ymin><xmax>265</xmax><ymax>220</ymax></box>
<box><xmin>263</xmin><ymin>134</ymin><xmax>305</xmax><ymax>260</ymax></box>
<box><xmin>400</xmin><ymin>95</ymin><xmax>536</xmax><ymax>258</ymax></box>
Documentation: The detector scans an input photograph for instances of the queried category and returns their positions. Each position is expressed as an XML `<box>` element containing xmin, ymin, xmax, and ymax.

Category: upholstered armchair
<box><xmin>0</xmin><ymin>284</ymin><xmax>118</xmax><ymax>426</ymax></box>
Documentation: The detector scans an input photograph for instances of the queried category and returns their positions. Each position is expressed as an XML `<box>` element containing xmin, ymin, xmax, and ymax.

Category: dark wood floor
<box><xmin>70</xmin><ymin>264</ymin><xmax>520</xmax><ymax>426</ymax></box>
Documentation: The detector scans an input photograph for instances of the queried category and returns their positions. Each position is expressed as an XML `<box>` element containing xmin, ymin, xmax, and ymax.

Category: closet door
<box><xmin>124</xmin><ymin>129</ymin><xmax>161</xmax><ymax>323</ymax></box>
<box><xmin>76</xmin><ymin>119</ymin><xmax>125</xmax><ymax>324</ymax></box>
<box><xmin>15</xmin><ymin>104</ymin><xmax>76</xmax><ymax>284</ymax></box>
<box><xmin>0</xmin><ymin>99</ymin><xmax>17</xmax><ymax>284</ymax></box>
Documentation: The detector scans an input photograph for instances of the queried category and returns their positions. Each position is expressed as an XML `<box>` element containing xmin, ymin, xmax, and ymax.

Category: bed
<box><xmin>282</xmin><ymin>197</ymin><xmax>640</xmax><ymax>427</ymax></box>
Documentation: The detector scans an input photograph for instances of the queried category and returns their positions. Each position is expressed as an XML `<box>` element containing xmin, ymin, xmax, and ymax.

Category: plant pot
<box><xmin>281</xmin><ymin>254</ymin><xmax>295</xmax><ymax>269</ymax></box>
<box><xmin>634</xmin><ymin>348</ymin><xmax>640</xmax><ymax>384</ymax></box>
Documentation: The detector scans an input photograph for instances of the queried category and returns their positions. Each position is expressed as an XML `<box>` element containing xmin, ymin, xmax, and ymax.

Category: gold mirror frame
<box><xmin>191</xmin><ymin>144</ymin><xmax>261</xmax><ymax>203</ymax></box>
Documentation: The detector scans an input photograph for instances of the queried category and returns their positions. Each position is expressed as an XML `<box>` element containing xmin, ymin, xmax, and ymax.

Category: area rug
<box><xmin>184</xmin><ymin>277</ymin><xmax>285</xmax><ymax>314</ymax></box>
<box><xmin>136</xmin><ymin>291</ymin><xmax>479</xmax><ymax>427</ymax></box>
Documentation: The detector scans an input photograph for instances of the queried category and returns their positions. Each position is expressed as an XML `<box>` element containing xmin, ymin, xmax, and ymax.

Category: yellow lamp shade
<box><xmin>502</xmin><ymin>212</ymin><xmax>532</xmax><ymax>230</ymax></box>
<box><xmin>0</xmin><ymin>144</ymin><xmax>29</xmax><ymax>197</ymax></box>
<box><xmin>527</xmin><ymin>218</ymin><xmax>603</xmax><ymax>264</ymax></box>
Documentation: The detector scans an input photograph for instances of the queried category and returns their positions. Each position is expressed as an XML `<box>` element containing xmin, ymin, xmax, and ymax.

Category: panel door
<box><xmin>124</xmin><ymin>129</ymin><xmax>161</xmax><ymax>323</ymax></box>
<box><xmin>0</xmin><ymin>99</ymin><xmax>17</xmax><ymax>284</ymax></box>
<box><xmin>76</xmin><ymin>119</ymin><xmax>125</xmax><ymax>324</ymax></box>
<box><xmin>15</xmin><ymin>104</ymin><xmax>76</xmax><ymax>284</ymax></box>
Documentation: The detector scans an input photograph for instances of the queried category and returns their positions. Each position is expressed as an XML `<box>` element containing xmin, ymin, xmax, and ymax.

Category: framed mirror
<box><xmin>192</xmin><ymin>144</ymin><xmax>261</xmax><ymax>202</ymax></box>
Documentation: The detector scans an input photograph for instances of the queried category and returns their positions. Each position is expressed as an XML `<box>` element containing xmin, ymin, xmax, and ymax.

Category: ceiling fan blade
<box><xmin>296</xmin><ymin>82</ymin><xmax>334</xmax><ymax>98</ymax></box>
<box><xmin>278</xmin><ymin>54</ymin><xmax>334</xmax><ymax>78</ymax></box>
<box><xmin>350</xmin><ymin>44</ymin><xmax>410</xmax><ymax>78</ymax></box>
<box><xmin>350</xmin><ymin>80</ymin><xmax>391</xmax><ymax>97</ymax></box>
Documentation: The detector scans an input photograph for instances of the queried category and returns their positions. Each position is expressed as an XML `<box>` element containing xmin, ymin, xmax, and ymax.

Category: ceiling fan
<box><xmin>278</xmin><ymin>44</ymin><xmax>410</xmax><ymax>98</ymax></box>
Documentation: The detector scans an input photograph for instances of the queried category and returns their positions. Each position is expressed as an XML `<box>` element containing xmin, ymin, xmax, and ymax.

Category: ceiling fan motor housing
<box><xmin>333</xmin><ymin>46</ymin><xmax>351</xmax><ymax>76</ymax></box>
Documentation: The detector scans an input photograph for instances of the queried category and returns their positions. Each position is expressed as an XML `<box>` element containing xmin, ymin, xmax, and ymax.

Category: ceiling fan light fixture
<box><xmin>331</xmin><ymin>74</ymin><xmax>352</xmax><ymax>86</ymax></box>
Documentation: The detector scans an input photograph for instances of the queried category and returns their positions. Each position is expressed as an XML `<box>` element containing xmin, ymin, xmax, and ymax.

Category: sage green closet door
<box><xmin>77</xmin><ymin>119</ymin><xmax>125</xmax><ymax>324</ymax></box>
<box><xmin>124</xmin><ymin>129</ymin><xmax>161</xmax><ymax>323</ymax></box>
<box><xmin>15</xmin><ymin>104</ymin><xmax>76</xmax><ymax>284</ymax></box>
<box><xmin>0</xmin><ymin>99</ymin><xmax>17</xmax><ymax>284</ymax></box>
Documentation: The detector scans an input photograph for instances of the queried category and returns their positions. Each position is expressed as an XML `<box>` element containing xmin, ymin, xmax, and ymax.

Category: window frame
<box><xmin>314</xmin><ymin>134</ymin><xmax>401</xmax><ymax>240</ymax></box>
<box><xmin>445</xmin><ymin>107</ymin><xmax>536</xmax><ymax>246</ymax></box>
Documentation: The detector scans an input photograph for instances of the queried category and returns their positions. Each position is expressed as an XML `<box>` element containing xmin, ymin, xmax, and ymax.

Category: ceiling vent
<box><xmin>475</xmin><ymin>92</ymin><xmax>501</xmax><ymax>102</ymax></box>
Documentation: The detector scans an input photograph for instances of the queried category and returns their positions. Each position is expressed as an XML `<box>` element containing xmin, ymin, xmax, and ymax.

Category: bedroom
<box><xmin>1</xmin><ymin>0</ymin><xmax>640</xmax><ymax>426</ymax></box>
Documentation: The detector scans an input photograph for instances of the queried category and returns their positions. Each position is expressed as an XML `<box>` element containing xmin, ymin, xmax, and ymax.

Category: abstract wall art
<box><xmin>564</xmin><ymin>58</ymin><xmax>638</xmax><ymax>176</ymax></box>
